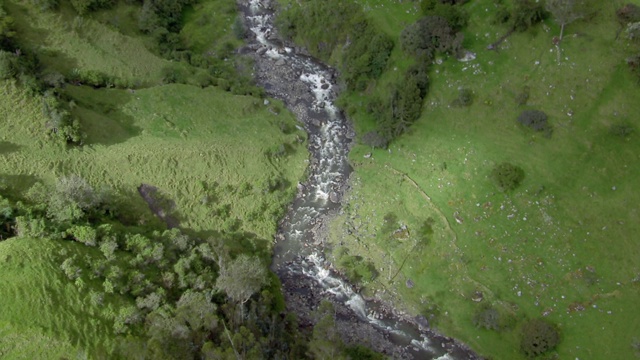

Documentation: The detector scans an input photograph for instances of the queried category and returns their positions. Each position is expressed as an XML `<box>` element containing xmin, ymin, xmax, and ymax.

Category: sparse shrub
<box><xmin>360</xmin><ymin>130</ymin><xmax>389</xmax><ymax>149</ymax></box>
<box><xmin>47</xmin><ymin>175</ymin><xmax>104</xmax><ymax>223</ymax></box>
<box><xmin>520</xmin><ymin>318</ymin><xmax>560</xmax><ymax>358</ymax></box>
<box><xmin>232</xmin><ymin>16</ymin><xmax>246</xmax><ymax>39</ymax></box>
<box><xmin>473</xmin><ymin>305</ymin><xmax>502</xmax><ymax>331</ymax></box>
<box><xmin>516</xmin><ymin>86</ymin><xmax>530</xmax><ymax>106</ymax></box>
<box><xmin>517</xmin><ymin>109</ymin><xmax>552</xmax><ymax>135</ymax></box>
<box><xmin>67</xmin><ymin>225</ymin><xmax>98</xmax><ymax>246</ymax></box>
<box><xmin>511</xmin><ymin>0</ymin><xmax>549</xmax><ymax>32</ymax></box>
<box><xmin>616</xmin><ymin>3</ymin><xmax>640</xmax><ymax>26</ymax></box>
<box><xmin>61</xmin><ymin>256</ymin><xmax>81</xmax><ymax>280</ymax></box>
<box><xmin>610</xmin><ymin>122</ymin><xmax>635</xmax><ymax>138</ymax></box>
<box><xmin>491</xmin><ymin>162</ymin><xmax>525</xmax><ymax>192</ymax></box>
<box><xmin>451</xmin><ymin>87</ymin><xmax>473</xmax><ymax>107</ymax></box>
<box><xmin>337</xmin><ymin>250</ymin><xmax>378</xmax><ymax>283</ymax></box>
<box><xmin>401</xmin><ymin>16</ymin><xmax>464</xmax><ymax>59</ymax></box>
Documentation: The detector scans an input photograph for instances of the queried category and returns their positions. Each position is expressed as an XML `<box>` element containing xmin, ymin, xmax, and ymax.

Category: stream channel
<box><xmin>239</xmin><ymin>1</ymin><xmax>482</xmax><ymax>358</ymax></box>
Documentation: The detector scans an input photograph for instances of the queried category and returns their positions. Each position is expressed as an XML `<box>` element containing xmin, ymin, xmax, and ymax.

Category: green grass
<box><xmin>0</xmin><ymin>237</ymin><xmax>126</xmax><ymax>358</ymax></box>
<box><xmin>326</xmin><ymin>1</ymin><xmax>640</xmax><ymax>359</ymax></box>
<box><xmin>1</xmin><ymin>80</ymin><xmax>307</xmax><ymax>239</ymax></box>
<box><xmin>180</xmin><ymin>0</ymin><xmax>241</xmax><ymax>55</ymax></box>
<box><xmin>4</xmin><ymin>0</ymin><xmax>168</xmax><ymax>86</ymax></box>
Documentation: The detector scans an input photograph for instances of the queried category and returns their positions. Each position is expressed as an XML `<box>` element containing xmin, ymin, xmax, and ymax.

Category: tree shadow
<box><xmin>65</xmin><ymin>85</ymin><xmax>142</xmax><ymax>146</ymax></box>
<box><xmin>0</xmin><ymin>174</ymin><xmax>39</xmax><ymax>198</ymax></box>
<box><xmin>0</xmin><ymin>142</ymin><xmax>21</xmax><ymax>155</ymax></box>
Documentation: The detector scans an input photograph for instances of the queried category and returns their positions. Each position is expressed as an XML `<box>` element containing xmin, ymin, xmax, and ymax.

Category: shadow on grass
<box><xmin>0</xmin><ymin>174</ymin><xmax>39</xmax><ymax>198</ymax></box>
<box><xmin>65</xmin><ymin>85</ymin><xmax>142</xmax><ymax>146</ymax></box>
<box><xmin>0</xmin><ymin>142</ymin><xmax>21</xmax><ymax>155</ymax></box>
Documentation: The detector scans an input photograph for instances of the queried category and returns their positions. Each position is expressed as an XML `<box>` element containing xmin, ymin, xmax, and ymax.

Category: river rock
<box><xmin>275</xmin><ymin>59</ymin><xmax>286</xmax><ymax>66</ymax></box>
<box><xmin>256</xmin><ymin>46</ymin><xmax>267</xmax><ymax>55</ymax></box>
<box><xmin>329</xmin><ymin>191</ymin><xmax>340</xmax><ymax>203</ymax></box>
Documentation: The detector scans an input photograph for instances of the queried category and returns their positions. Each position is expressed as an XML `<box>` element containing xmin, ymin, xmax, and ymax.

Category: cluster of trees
<box><xmin>276</xmin><ymin>0</ymin><xmax>393</xmax><ymax>92</ymax></box>
<box><xmin>0</xmin><ymin>176</ymin><xmax>385</xmax><ymax>358</ymax></box>
<box><xmin>617</xmin><ymin>3</ymin><xmax>640</xmax><ymax>82</ymax></box>
<box><xmin>472</xmin><ymin>304</ymin><xmax>560</xmax><ymax>358</ymax></box>
<box><xmin>361</xmin><ymin>1</ymin><xmax>470</xmax><ymax>148</ymax></box>
<box><xmin>490</xmin><ymin>162</ymin><xmax>525</xmax><ymax>192</ymax></box>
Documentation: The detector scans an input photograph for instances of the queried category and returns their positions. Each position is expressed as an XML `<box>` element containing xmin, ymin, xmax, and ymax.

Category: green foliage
<box><xmin>609</xmin><ymin>121</ymin><xmax>635</xmax><ymax>138</ymax></box>
<box><xmin>66</xmin><ymin>225</ymin><xmax>98</xmax><ymax>246</ymax></box>
<box><xmin>309</xmin><ymin>301</ymin><xmax>345</xmax><ymax>360</ymax></box>
<box><xmin>0</xmin><ymin>7</ymin><xmax>15</xmax><ymax>47</ymax></box>
<box><xmin>451</xmin><ymin>87</ymin><xmax>473</xmax><ymax>107</ymax></box>
<box><xmin>337</xmin><ymin>249</ymin><xmax>378</xmax><ymax>284</ymax></box>
<box><xmin>42</xmin><ymin>90</ymin><xmax>84</xmax><ymax>144</ymax></box>
<box><xmin>517</xmin><ymin>109</ymin><xmax>552</xmax><ymax>135</ymax></box>
<box><xmin>216</xmin><ymin>254</ymin><xmax>268</xmax><ymax>304</ymax></box>
<box><xmin>490</xmin><ymin>162</ymin><xmax>525</xmax><ymax>192</ymax></box>
<box><xmin>511</xmin><ymin>0</ymin><xmax>549</xmax><ymax>32</ymax></box>
<box><xmin>46</xmin><ymin>175</ymin><xmax>105</xmax><ymax>223</ymax></box>
<box><xmin>69</xmin><ymin>0</ymin><xmax>113</xmax><ymax>15</ymax></box>
<box><xmin>520</xmin><ymin>319</ymin><xmax>561</xmax><ymax>357</ymax></box>
<box><xmin>400</xmin><ymin>16</ymin><xmax>464</xmax><ymax>58</ymax></box>
<box><xmin>276</xmin><ymin>0</ymin><xmax>393</xmax><ymax>90</ymax></box>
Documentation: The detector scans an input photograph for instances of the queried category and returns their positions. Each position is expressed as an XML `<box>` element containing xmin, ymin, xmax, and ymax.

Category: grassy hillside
<box><xmin>0</xmin><ymin>237</ymin><xmax>126</xmax><ymax>358</ymax></box>
<box><xmin>1</xmin><ymin>80</ymin><xmax>307</xmax><ymax>238</ymax></box>
<box><xmin>321</xmin><ymin>0</ymin><xmax>640</xmax><ymax>359</ymax></box>
<box><xmin>0</xmin><ymin>0</ymin><xmax>309</xmax><ymax>357</ymax></box>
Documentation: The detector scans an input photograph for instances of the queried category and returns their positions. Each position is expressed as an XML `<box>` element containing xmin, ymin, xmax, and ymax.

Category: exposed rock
<box><xmin>406</xmin><ymin>279</ymin><xmax>415</xmax><ymax>288</ymax></box>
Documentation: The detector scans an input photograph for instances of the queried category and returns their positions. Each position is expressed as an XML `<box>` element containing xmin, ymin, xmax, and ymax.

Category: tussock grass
<box><xmin>328</xmin><ymin>0</ymin><xmax>640</xmax><ymax>359</ymax></box>
<box><xmin>0</xmin><ymin>237</ymin><xmax>125</xmax><ymax>358</ymax></box>
<box><xmin>1</xmin><ymin>81</ymin><xmax>307</xmax><ymax>239</ymax></box>
<box><xmin>5</xmin><ymin>0</ymin><xmax>168</xmax><ymax>85</ymax></box>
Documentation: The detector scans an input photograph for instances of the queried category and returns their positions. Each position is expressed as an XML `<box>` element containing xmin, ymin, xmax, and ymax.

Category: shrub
<box><xmin>473</xmin><ymin>305</ymin><xmax>502</xmax><ymax>331</ymax></box>
<box><xmin>520</xmin><ymin>319</ymin><xmax>560</xmax><ymax>357</ymax></box>
<box><xmin>511</xmin><ymin>0</ymin><xmax>549</xmax><ymax>32</ymax></box>
<box><xmin>360</xmin><ymin>130</ymin><xmax>389</xmax><ymax>149</ymax></box>
<box><xmin>400</xmin><ymin>16</ymin><xmax>464</xmax><ymax>58</ymax></box>
<box><xmin>610</xmin><ymin>122</ymin><xmax>635</xmax><ymax>138</ymax></box>
<box><xmin>491</xmin><ymin>162</ymin><xmax>525</xmax><ymax>192</ymax></box>
<box><xmin>451</xmin><ymin>87</ymin><xmax>473</xmax><ymax>107</ymax></box>
<box><xmin>616</xmin><ymin>3</ymin><xmax>640</xmax><ymax>26</ymax></box>
<box><xmin>517</xmin><ymin>109</ymin><xmax>551</xmax><ymax>134</ymax></box>
<box><xmin>516</xmin><ymin>86</ymin><xmax>530</xmax><ymax>106</ymax></box>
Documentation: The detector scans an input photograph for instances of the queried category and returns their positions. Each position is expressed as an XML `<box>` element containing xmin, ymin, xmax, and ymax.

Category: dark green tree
<box><xmin>491</xmin><ymin>162</ymin><xmax>525</xmax><ymax>192</ymax></box>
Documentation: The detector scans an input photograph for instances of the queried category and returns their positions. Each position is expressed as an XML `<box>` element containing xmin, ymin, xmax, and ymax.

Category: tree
<box><xmin>215</xmin><ymin>254</ymin><xmax>268</xmax><ymax>318</ymax></box>
<box><xmin>517</xmin><ymin>109</ymin><xmax>552</xmax><ymax>135</ymax></box>
<box><xmin>545</xmin><ymin>0</ymin><xmax>586</xmax><ymax>41</ymax></box>
<box><xmin>491</xmin><ymin>162</ymin><xmax>525</xmax><ymax>192</ymax></box>
<box><xmin>309</xmin><ymin>301</ymin><xmax>346</xmax><ymax>360</ymax></box>
<box><xmin>520</xmin><ymin>318</ymin><xmax>560</xmax><ymax>357</ymax></box>
<box><xmin>47</xmin><ymin>175</ymin><xmax>103</xmax><ymax>223</ymax></box>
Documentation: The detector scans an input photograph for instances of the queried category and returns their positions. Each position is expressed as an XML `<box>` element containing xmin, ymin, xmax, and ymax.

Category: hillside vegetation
<box><xmin>275</xmin><ymin>0</ymin><xmax>640</xmax><ymax>359</ymax></box>
<box><xmin>0</xmin><ymin>0</ymin><xmax>317</xmax><ymax>357</ymax></box>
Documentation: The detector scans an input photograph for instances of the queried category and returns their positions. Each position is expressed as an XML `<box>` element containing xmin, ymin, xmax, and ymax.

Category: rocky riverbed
<box><xmin>237</xmin><ymin>0</ymin><xmax>483</xmax><ymax>358</ymax></box>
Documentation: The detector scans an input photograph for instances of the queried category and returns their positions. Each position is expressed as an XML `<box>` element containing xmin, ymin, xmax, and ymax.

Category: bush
<box><xmin>517</xmin><ymin>109</ymin><xmax>551</xmax><ymax>134</ymax></box>
<box><xmin>520</xmin><ymin>319</ymin><xmax>560</xmax><ymax>357</ymax></box>
<box><xmin>610</xmin><ymin>122</ymin><xmax>635</xmax><ymax>138</ymax></box>
<box><xmin>360</xmin><ymin>130</ymin><xmax>389</xmax><ymax>149</ymax></box>
<box><xmin>451</xmin><ymin>87</ymin><xmax>473</xmax><ymax>107</ymax></box>
<box><xmin>516</xmin><ymin>86</ymin><xmax>530</xmax><ymax>106</ymax></box>
<box><xmin>491</xmin><ymin>162</ymin><xmax>525</xmax><ymax>192</ymax></box>
<box><xmin>616</xmin><ymin>3</ymin><xmax>640</xmax><ymax>26</ymax></box>
<box><xmin>511</xmin><ymin>0</ymin><xmax>549</xmax><ymax>32</ymax></box>
<box><xmin>400</xmin><ymin>16</ymin><xmax>464</xmax><ymax>58</ymax></box>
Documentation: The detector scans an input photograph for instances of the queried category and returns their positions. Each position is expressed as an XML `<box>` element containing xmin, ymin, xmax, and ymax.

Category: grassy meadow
<box><xmin>0</xmin><ymin>237</ymin><xmax>126</xmax><ymax>358</ymax></box>
<box><xmin>0</xmin><ymin>0</ymin><xmax>308</xmax><ymax>356</ymax></box>
<box><xmin>325</xmin><ymin>0</ymin><xmax>640</xmax><ymax>359</ymax></box>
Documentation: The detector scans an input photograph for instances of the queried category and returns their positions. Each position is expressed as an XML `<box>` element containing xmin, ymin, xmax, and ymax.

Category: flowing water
<box><xmin>239</xmin><ymin>1</ymin><xmax>481</xmax><ymax>358</ymax></box>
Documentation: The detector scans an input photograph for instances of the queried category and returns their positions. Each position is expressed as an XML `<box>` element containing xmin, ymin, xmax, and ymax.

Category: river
<box><xmin>238</xmin><ymin>1</ymin><xmax>482</xmax><ymax>358</ymax></box>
